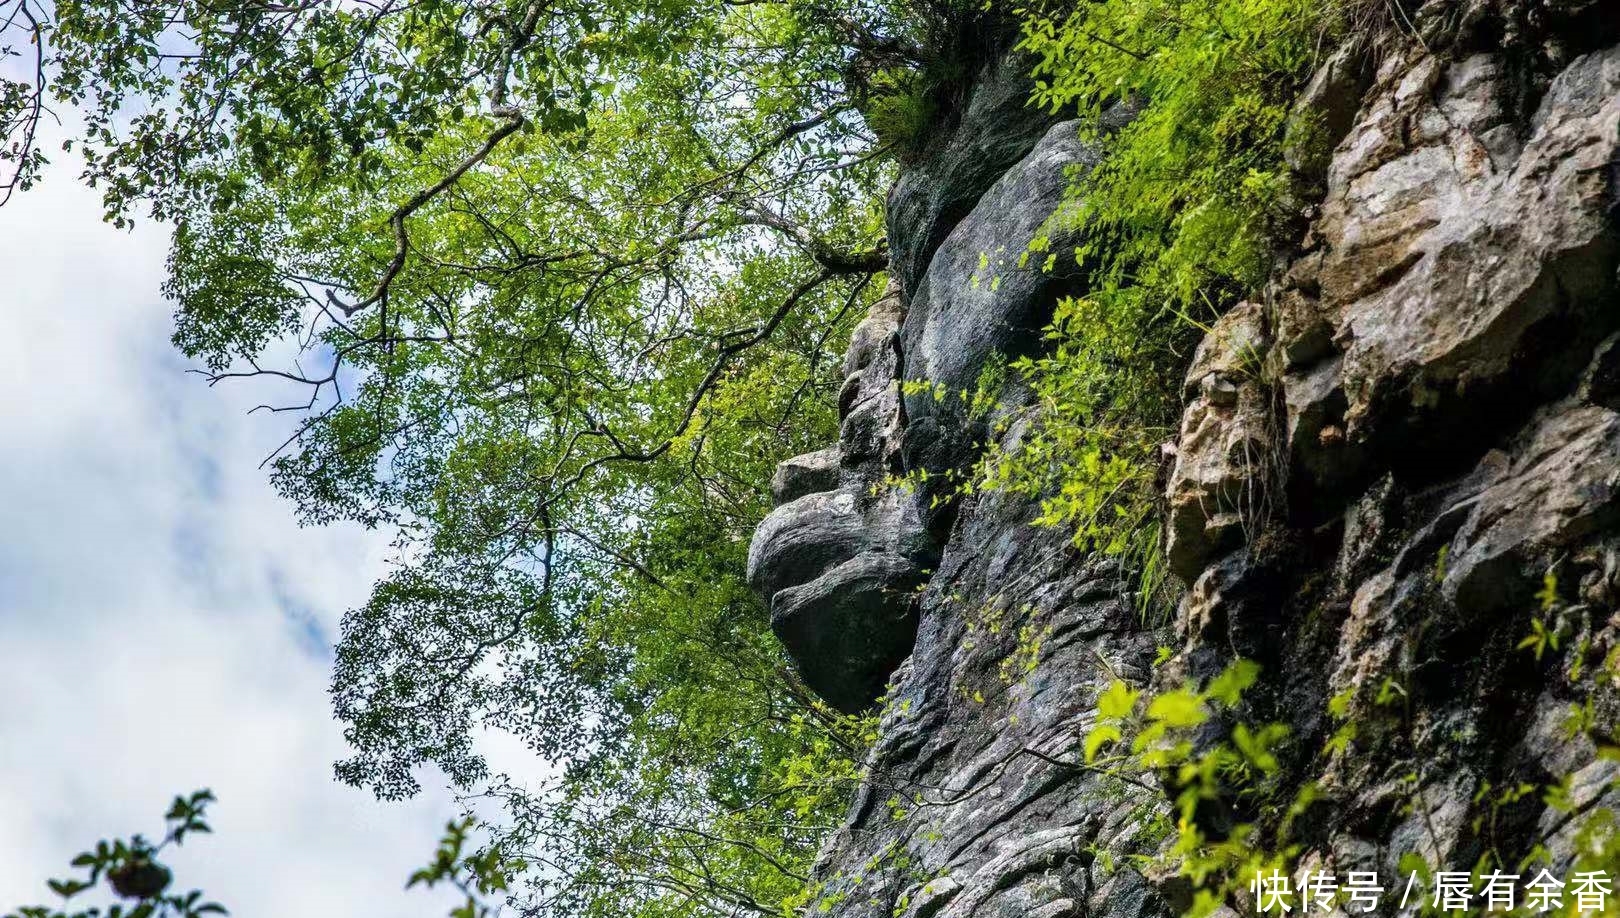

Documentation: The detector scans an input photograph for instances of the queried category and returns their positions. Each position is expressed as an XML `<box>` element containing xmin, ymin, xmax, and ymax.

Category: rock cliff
<box><xmin>750</xmin><ymin>3</ymin><xmax>1620</xmax><ymax>915</ymax></box>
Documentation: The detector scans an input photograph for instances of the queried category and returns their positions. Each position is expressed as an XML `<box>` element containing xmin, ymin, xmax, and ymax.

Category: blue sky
<box><xmin>0</xmin><ymin>161</ymin><xmax>467</xmax><ymax>914</ymax></box>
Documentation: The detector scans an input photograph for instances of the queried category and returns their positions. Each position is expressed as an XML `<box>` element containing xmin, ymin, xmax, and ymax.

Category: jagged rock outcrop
<box><xmin>1164</xmin><ymin>302</ymin><xmax>1278</xmax><ymax>581</ymax></box>
<box><xmin>753</xmin><ymin>2</ymin><xmax>1620</xmax><ymax>914</ymax></box>
<box><xmin>748</xmin><ymin>73</ymin><xmax>1098</xmax><ymax>715</ymax></box>
<box><xmin>1276</xmin><ymin>32</ymin><xmax>1620</xmax><ymax>497</ymax></box>
<box><xmin>1161</xmin><ymin>0</ymin><xmax>1620</xmax><ymax>894</ymax></box>
<box><xmin>747</xmin><ymin>282</ymin><xmax>938</xmax><ymax>714</ymax></box>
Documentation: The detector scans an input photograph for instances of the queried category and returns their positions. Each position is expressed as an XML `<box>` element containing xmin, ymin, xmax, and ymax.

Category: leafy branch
<box><xmin>5</xmin><ymin>791</ymin><xmax>225</xmax><ymax>918</ymax></box>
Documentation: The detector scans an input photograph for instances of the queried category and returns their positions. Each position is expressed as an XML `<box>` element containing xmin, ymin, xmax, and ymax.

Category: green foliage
<box><xmin>47</xmin><ymin>0</ymin><xmax>693</xmax><ymax>226</ymax></box>
<box><xmin>972</xmin><ymin>0</ymin><xmax>1352</xmax><ymax>612</ymax></box>
<box><xmin>974</xmin><ymin>290</ymin><xmax>1176</xmax><ymax>611</ymax></box>
<box><xmin>1482</xmin><ymin>586</ymin><xmax>1620</xmax><ymax>902</ymax></box>
<box><xmin>17</xmin><ymin>1</ymin><xmax>948</xmax><ymax>914</ymax></box>
<box><xmin>1021</xmin><ymin>0</ymin><xmax>1336</xmax><ymax>305</ymax></box>
<box><xmin>854</xmin><ymin>65</ymin><xmax>937</xmax><ymax>155</ymax></box>
<box><xmin>0</xmin><ymin>7</ymin><xmax>896</xmax><ymax>918</ymax></box>
<box><xmin>5</xmin><ymin>791</ymin><xmax>225</xmax><ymax>918</ymax></box>
<box><xmin>1082</xmin><ymin>660</ymin><xmax>1306</xmax><ymax>918</ymax></box>
<box><xmin>408</xmin><ymin>819</ymin><xmax>528</xmax><ymax>918</ymax></box>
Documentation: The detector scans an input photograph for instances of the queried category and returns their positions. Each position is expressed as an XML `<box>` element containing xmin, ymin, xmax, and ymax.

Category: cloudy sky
<box><xmin>0</xmin><ymin>164</ymin><xmax>468</xmax><ymax>913</ymax></box>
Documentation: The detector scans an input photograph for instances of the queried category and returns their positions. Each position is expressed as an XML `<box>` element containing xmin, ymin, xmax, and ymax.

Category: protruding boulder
<box><xmin>747</xmin><ymin>276</ymin><xmax>936</xmax><ymax>712</ymax></box>
<box><xmin>770</xmin><ymin>551</ymin><xmax>927</xmax><ymax>713</ymax></box>
<box><xmin>747</xmin><ymin>490</ymin><xmax>870</xmax><ymax>601</ymax></box>
<box><xmin>747</xmin><ymin>479</ymin><xmax>935</xmax><ymax>711</ymax></box>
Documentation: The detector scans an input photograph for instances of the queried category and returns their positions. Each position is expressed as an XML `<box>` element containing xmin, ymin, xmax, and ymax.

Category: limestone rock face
<box><xmin>805</xmin><ymin>497</ymin><xmax>1169</xmax><ymax>918</ymax></box>
<box><xmin>899</xmin><ymin>120</ymin><xmax>1096</xmax><ymax>491</ymax></box>
<box><xmin>1163</xmin><ymin>302</ymin><xmax>1276</xmax><ymax>581</ymax></box>
<box><xmin>754</xmin><ymin>2</ymin><xmax>1620</xmax><ymax>913</ymax></box>
<box><xmin>748</xmin><ymin>39</ymin><xmax>1175</xmax><ymax>918</ymax></box>
<box><xmin>901</xmin><ymin>120</ymin><xmax>1094</xmax><ymax>404</ymax></box>
<box><xmin>1277</xmin><ymin>41</ymin><xmax>1620</xmax><ymax>492</ymax></box>
<box><xmin>1162</xmin><ymin>6</ymin><xmax>1620</xmax><ymax>895</ymax></box>
<box><xmin>771</xmin><ymin>448</ymin><xmax>841</xmax><ymax>505</ymax></box>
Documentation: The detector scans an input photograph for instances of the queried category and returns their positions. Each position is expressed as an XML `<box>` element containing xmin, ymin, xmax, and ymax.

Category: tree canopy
<box><xmin>0</xmin><ymin>0</ymin><xmax>958</xmax><ymax>914</ymax></box>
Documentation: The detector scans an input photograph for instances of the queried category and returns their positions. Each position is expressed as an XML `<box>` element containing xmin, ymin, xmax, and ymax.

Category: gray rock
<box><xmin>1284</xmin><ymin>42</ymin><xmax>1374</xmax><ymax>188</ymax></box>
<box><xmin>756</xmin><ymin>16</ymin><xmax>1620</xmax><ymax>918</ymax></box>
<box><xmin>747</xmin><ymin>489</ymin><xmax>871</xmax><ymax>600</ymax></box>
<box><xmin>795</xmin><ymin>490</ymin><xmax>1168</xmax><ymax>918</ymax></box>
<box><xmin>887</xmin><ymin>50</ymin><xmax>1064</xmax><ymax>300</ymax></box>
<box><xmin>754</xmin><ymin>48</ymin><xmax>1159</xmax><ymax>918</ymax></box>
<box><xmin>845</xmin><ymin>281</ymin><xmax>903</xmax><ymax>378</ymax></box>
<box><xmin>901</xmin><ymin>120</ymin><xmax>1096</xmax><ymax>445</ymax></box>
<box><xmin>747</xmin><ymin>275</ymin><xmax>937</xmax><ymax>713</ymax></box>
<box><xmin>748</xmin><ymin>482</ymin><xmax>935</xmax><ymax>712</ymax></box>
<box><xmin>749</xmin><ymin>66</ymin><xmax>1103</xmax><ymax>721</ymax></box>
<box><xmin>1278</xmin><ymin>43</ymin><xmax>1620</xmax><ymax>486</ymax></box>
<box><xmin>1162</xmin><ymin>302</ymin><xmax>1276</xmax><ymax>580</ymax></box>
<box><xmin>771</xmin><ymin>551</ymin><xmax>926</xmax><ymax>714</ymax></box>
<box><xmin>1439</xmin><ymin>406</ymin><xmax>1620</xmax><ymax>616</ymax></box>
<box><xmin>771</xmin><ymin>448</ymin><xmax>841</xmax><ymax>506</ymax></box>
<box><xmin>840</xmin><ymin>387</ymin><xmax>901</xmax><ymax>464</ymax></box>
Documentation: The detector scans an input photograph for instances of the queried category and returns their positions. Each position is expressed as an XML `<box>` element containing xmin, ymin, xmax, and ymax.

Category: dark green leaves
<box><xmin>5</xmin><ymin>791</ymin><xmax>226</xmax><ymax>918</ymax></box>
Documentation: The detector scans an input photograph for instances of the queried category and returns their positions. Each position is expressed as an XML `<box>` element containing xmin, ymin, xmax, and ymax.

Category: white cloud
<box><xmin>0</xmin><ymin>167</ymin><xmax>465</xmax><ymax>915</ymax></box>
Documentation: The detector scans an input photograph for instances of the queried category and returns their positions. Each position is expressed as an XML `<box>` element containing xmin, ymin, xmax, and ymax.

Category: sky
<box><xmin>0</xmin><ymin>164</ymin><xmax>469</xmax><ymax>914</ymax></box>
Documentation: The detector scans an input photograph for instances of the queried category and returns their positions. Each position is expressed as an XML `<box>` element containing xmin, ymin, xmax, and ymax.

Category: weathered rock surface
<box><xmin>898</xmin><ymin>120</ymin><xmax>1096</xmax><ymax>495</ymax></box>
<box><xmin>1278</xmin><ymin>40</ymin><xmax>1620</xmax><ymax>493</ymax></box>
<box><xmin>749</xmin><ymin>105</ymin><xmax>1106</xmax><ymax>713</ymax></box>
<box><xmin>1163</xmin><ymin>302</ymin><xmax>1276</xmax><ymax>580</ymax></box>
<box><xmin>901</xmin><ymin>120</ymin><xmax>1094</xmax><ymax>404</ymax></box>
<box><xmin>748</xmin><ymin>281</ymin><xmax>938</xmax><ymax>713</ymax></box>
<box><xmin>1163</xmin><ymin>5</ymin><xmax>1620</xmax><ymax>899</ymax></box>
<box><xmin>808</xmin><ymin>496</ymin><xmax>1169</xmax><ymax>918</ymax></box>
<box><xmin>887</xmin><ymin>49</ymin><xmax>1067</xmax><ymax>301</ymax></box>
<box><xmin>748</xmin><ymin>36</ymin><xmax>1178</xmax><ymax>918</ymax></box>
<box><xmin>755</xmin><ymin>3</ymin><xmax>1620</xmax><ymax>914</ymax></box>
<box><xmin>772</xmin><ymin>447</ymin><xmax>842</xmax><ymax>505</ymax></box>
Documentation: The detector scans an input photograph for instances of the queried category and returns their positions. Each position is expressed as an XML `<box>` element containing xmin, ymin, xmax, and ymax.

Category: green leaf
<box><xmin>1146</xmin><ymin>689</ymin><xmax>1206</xmax><ymax>729</ymax></box>
<box><xmin>1084</xmin><ymin>724</ymin><xmax>1123</xmax><ymax>763</ymax></box>
<box><xmin>1096</xmin><ymin>680</ymin><xmax>1139</xmax><ymax>721</ymax></box>
<box><xmin>1204</xmin><ymin>659</ymin><xmax>1259</xmax><ymax>707</ymax></box>
<box><xmin>47</xmin><ymin>878</ymin><xmax>92</xmax><ymax>899</ymax></box>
